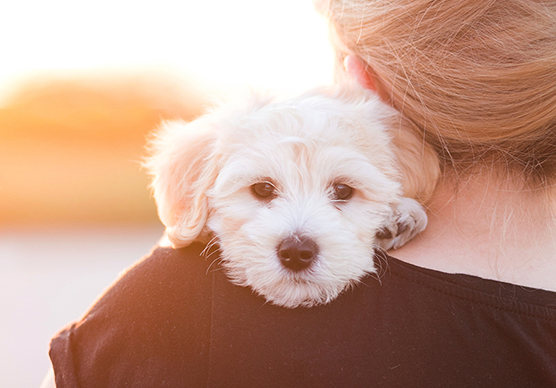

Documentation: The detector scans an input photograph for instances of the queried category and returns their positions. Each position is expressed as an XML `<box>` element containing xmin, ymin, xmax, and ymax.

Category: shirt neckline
<box><xmin>381</xmin><ymin>251</ymin><xmax>556</xmax><ymax>320</ymax></box>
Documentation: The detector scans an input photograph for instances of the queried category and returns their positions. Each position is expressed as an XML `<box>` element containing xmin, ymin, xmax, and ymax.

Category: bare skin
<box><xmin>346</xmin><ymin>54</ymin><xmax>556</xmax><ymax>291</ymax></box>
<box><xmin>391</xmin><ymin>172</ymin><xmax>556</xmax><ymax>291</ymax></box>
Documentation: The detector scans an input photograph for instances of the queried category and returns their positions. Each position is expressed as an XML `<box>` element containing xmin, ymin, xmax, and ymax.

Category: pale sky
<box><xmin>0</xmin><ymin>0</ymin><xmax>335</xmax><ymax>104</ymax></box>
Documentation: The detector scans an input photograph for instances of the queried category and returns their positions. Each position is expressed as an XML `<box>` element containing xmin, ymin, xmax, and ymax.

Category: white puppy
<box><xmin>145</xmin><ymin>85</ymin><xmax>439</xmax><ymax>308</ymax></box>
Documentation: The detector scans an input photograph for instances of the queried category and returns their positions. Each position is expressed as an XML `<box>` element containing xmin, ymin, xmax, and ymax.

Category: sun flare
<box><xmin>0</xmin><ymin>0</ymin><xmax>334</xmax><ymax>103</ymax></box>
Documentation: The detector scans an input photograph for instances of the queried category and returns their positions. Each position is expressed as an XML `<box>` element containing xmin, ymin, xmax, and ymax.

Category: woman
<box><xmin>331</xmin><ymin>0</ymin><xmax>556</xmax><ymax>290</ymax></box>
<box><xmin>43</xmin><ymin>0</ymin><xmax>556</xmax><ymax>386</ymax></box>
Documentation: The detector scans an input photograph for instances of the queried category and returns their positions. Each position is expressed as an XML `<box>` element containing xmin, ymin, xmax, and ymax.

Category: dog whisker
<box><xmin>204</xmin><ymin>246</ymin><xmax>221</xmax><ymax>260</ymax></box>
<box><xmin>370</xmin><ymin>246</ymin><xmax>390</xmax><ymax>285</ymax></box>
<box><xmin>206</xmin><ymin>257</ymin><xmax>224</xmax><ymax>275</ymax></box>
<box><xmin>201</xmin><ymin>236</ymin><xmax>220</xmax><ymax>257</ymax></box>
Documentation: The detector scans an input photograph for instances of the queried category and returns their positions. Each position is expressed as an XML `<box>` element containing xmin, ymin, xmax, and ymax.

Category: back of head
<box><xmin>319</xmin><ymin>0</ymin><xmax>556</xmax><ymax>185</ymax></box>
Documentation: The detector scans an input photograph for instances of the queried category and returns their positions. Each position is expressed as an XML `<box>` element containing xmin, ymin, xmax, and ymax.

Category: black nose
<box><xmin>277</xmin><ymin>236</ymin><xmax>318</xmax><ymax>271</ymax></box>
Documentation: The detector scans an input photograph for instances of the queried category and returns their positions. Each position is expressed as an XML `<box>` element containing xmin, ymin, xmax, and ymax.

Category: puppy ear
<box><xmin>145</xmin><ymin>119</ymin><xmax>220</xmax><ymax>248</ymax></box>
<box><xmin>387</xmin><ymin>116</ymin><xmax>440</xmax><ymax>204</ymax></box>
<box><xmin>377</xmin><ymin>116</ymin><xmax>438</xmax><ymax>250</ymax></box>
<box><xmin>376</xmin><ymin>197</ymin><xmax>428</xmax><ymax>250</ymax></box>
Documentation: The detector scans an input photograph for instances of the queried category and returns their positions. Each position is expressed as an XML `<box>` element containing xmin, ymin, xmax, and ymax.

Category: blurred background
<box><xmin>0</xmin><ymin>0</ymin><xmax>334</xmax><ymax>386</ymax></box>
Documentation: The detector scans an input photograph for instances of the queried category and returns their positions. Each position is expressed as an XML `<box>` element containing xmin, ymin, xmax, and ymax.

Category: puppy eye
<box><xmin>250</xmin><ymin>181</ymin><xmax>276</xmax><ymax>200</ymax></box>
<box><xmin>332</xmin><ymin>183</ymin><xmax>354</xmax><ymax>201</ymax></box>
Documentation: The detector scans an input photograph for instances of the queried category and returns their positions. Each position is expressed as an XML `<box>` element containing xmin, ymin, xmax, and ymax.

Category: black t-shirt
<box><xmin>49</xmin><ymin>243</ymin><xmax>556</xmax><ymax>387</ymax></box>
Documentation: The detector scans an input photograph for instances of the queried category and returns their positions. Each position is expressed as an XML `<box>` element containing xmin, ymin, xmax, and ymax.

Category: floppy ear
<box><xmin>387</xmin><ymin>116</ymin><xmax>440</xmax><ymax>204</ymax></box>
<box><xmin>145</xmin><ymin>119</ymin><xmax>220</xmax><ymax>248</ymax></box>
<box><xmin>376</xmin><ymin>115</ymin><xmax>440</xmax><ymax>250</ymax></box>
<box><xmin>324</xmin><ymin>82</ymin><xmax>439</xmax><ymax>203</ymax></box>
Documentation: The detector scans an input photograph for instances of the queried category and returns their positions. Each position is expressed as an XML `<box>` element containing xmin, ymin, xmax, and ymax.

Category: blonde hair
<box><xmin>319</xmin><ymin>0</ymin><xmax>556</xmax><ymax>183</ymax></box>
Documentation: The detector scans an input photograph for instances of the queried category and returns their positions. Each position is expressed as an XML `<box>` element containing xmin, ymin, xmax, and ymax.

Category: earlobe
<box><xmin>344</xmin><ymin>55</ymin><xmax>378</xmax><ymax>92</ymax></box>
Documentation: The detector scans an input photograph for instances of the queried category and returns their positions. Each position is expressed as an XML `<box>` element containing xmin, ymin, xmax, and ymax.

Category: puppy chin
<box><xmin>257</xmin><ymin>284</ymin><xmax>344</xmax><ymax>309</ymax></box>
<box><xmin>251</xmin><ymin>272</ymin><xmax>362</xmax><ymax>308</ymax></box>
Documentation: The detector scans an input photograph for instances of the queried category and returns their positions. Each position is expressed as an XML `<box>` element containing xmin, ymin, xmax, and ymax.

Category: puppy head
<box><xmin>146</xmin><ymin>87</ymin><xmax>428</xmax><ymax>307</ymax></box>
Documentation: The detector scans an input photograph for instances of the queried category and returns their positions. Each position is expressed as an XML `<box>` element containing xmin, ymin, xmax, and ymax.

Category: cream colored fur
<box><xmin>145</xmin><ymin>85</ymin><xmax>439</xmax><ymax>308</ymax></box>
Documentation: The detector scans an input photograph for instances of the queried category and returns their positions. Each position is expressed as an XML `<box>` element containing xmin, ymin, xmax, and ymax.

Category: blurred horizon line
<box><xmin>0</xmin><ymin>71</ymin><xmax>207</xmax><ymax>226</ymax></box>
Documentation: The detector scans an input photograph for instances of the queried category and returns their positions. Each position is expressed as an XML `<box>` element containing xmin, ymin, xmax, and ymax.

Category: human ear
<box><xmin>343</xmin><ymin>55</ymin><xmax>379</xmax><ymax>92</ymax></box>
<box><xmin>344</xmin><ymin>55</ymin><xmax>392</xmax><ymax>104</ymax></box>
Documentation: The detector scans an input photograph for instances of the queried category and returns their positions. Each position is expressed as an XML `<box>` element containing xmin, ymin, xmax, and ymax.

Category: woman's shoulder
<box><xmin>49</xmin><ymin>243</ymin><xmax>216</xmax><ymax>387</ymax></box>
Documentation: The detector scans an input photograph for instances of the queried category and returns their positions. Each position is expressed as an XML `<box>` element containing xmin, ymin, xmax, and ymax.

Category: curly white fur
<box><xmin>145</xmin><ymin>84</ymin><xmax>439</xmax><ymax>308</ymax></box>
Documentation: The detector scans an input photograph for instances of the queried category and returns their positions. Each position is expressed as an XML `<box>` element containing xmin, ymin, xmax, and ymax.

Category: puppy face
<box><xmin>146</xmin><ymin>87</ymin><xmax>436</xmax><ymax>308</ymax></box>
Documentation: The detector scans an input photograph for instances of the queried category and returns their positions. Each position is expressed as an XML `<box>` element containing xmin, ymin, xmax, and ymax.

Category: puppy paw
<box><xmin>376</xmin><ymin>197</ymin><xmax>427</xmax><ymax>250</ymax></box>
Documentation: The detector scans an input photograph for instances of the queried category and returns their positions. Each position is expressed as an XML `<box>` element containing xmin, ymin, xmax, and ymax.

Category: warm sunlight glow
<box><xmin>0</xmin><ymin>0</ymin><xmax>334</xmax><ymax>103</ymax></box>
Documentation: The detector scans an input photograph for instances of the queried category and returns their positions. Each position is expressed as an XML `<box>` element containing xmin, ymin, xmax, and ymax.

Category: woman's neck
<box><xmin>390</xmin><ymin>170</ymin><xmax>556</xmax><ymax>291</ymax></box>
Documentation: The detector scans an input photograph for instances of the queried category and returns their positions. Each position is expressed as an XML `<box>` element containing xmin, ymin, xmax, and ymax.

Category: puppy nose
<box><xmin>277</xmin><ymin>236</ymin><xmax>318</xmax><ymax>271</ymax></box>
